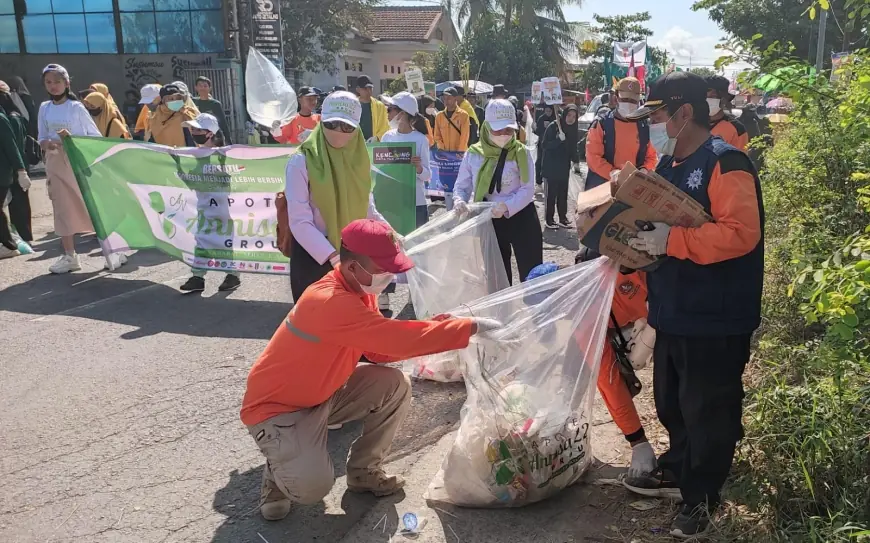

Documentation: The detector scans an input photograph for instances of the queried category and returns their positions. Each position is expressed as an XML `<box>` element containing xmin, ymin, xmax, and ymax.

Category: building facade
<box><xmin>304</xmin><ymin>6</ymin><xmax>457</xmax><ymax>93</ymax></box>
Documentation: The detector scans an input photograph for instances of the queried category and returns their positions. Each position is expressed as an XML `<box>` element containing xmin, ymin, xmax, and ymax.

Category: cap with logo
<box><xmin>616</xmin><ymin>77</ymin><xmax>642</xmax><ymax>101</ymax></box>
<box><xmin>321</xmin><ymin>91</ymin><xmax>362</xmax><ymax>128</ymax></box>
<box><xmin>139</xmin><ymin>83</ymin><xmax>162</xmax><ymax>104</ymax></box>
<box><xmin>159</xmin><ymin>84</ymin><xmax>183</xmax><ymax>98</ymax></box>
<box><xmin>297</xmin><ymin>86</ymin><xmax>318</xmax><ymax>97</ymax></box>
<box><xmin>391</xmin><ymin>91</ymin><xmax>419</xmax><ymax>116</ymax></box>
<box><xmin>485</xmin><ymin>99</ymin><xmax>519</xmax><ymax>131</ymax></box>
<box><xmin>626</xmin><ymin>71</ymin><xmax>708</xmax><ymax>120</ymax></box>
<box><xmin>355</xmin><ymin>75</ymin><xmax>374</xmax><ymax>89</ymax></box>
<box><xmin>182</xmin><ymin>113</ymin><xmax>220</xmax><ymax>134</ymax></box>
<box><xmin>341</xmin><ymin>219</ymin><xmax>415</xmax><ymax>274</ymax></box>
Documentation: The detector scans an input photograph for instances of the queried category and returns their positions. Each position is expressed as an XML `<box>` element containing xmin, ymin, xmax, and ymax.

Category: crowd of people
<box><xmin>0</xmin><ymin>65</ymin><xmax>764</xmax><ymax>539</ymax></box>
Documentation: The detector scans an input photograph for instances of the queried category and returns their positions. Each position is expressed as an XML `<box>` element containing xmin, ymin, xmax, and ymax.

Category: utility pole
<box><xmin>815</xmin><ymin>7</ymin><xmax>828</xmax><ymax>71</ymax></box>
<box><xmin>446</xmin><ymin>0</ymin><xmax>455</xmax><ymax>79</ymax></box>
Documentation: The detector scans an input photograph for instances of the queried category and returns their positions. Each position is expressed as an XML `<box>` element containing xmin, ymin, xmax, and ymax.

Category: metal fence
<box><xmin>183</xmin><ymin>65</ymin><xmax>245</xmax><ymax>144</ymax></box>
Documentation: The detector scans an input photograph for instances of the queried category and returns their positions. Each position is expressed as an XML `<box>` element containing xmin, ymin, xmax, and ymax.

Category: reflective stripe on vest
<box><xmin>284</xmin><ymin>316</ymin><xmax>320</xmax><ymax>343</ymax></box>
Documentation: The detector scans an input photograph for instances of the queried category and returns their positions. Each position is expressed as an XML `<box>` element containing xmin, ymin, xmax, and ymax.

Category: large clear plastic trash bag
<box><xmin>425</xmin><ymin>258</ymin><xmax>618</xmax><ymax>507</ymax></box>
<box><xmin>245</xmin><ymin>46</ymin><xmax>297</xmax><ymax>128</ymax></box>
<box><xmin>402</xmin><ymin>203</ymin><xmax>510</xmax><ymax>382</ymax></box>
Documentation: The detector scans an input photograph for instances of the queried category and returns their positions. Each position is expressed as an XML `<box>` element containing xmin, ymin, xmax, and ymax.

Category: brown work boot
<box><xmin>346</xmin><ymin>469</ymin><xmax>406</xmax><ymax>497</ymax></box>
<box><xmin>259</xmin><ymin>477</ymin><xmax>292</xmax><ymax>521</ymax></box>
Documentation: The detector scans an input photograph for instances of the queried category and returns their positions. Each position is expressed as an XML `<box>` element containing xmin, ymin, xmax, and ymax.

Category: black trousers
<box><xmin>289</xmin><ymin>240</ymin><xmax>333</xmax><ymax>302</ymax></box>
<box><xmin>491</xmin><ymin>203</ymin><xmax>543</xmax><ymax>285</ymax></box>
<box><xmin>7</xmin><ymin>182</ymin><xmax>32</xmax><ymax>242</ymax></box>
<box><xmin>0</xmin><ymin>185</ymin><xmax>16</xmax><ymax>250</ymax></box>
<box><xmin>654</xmin><ymin>332</ymin><xmax>751</xmax><ymax>508</ymax></box>
<box><xmin>545</xmin><ymin>175</ymin><xmax>570</xmax><ymax>224</ymax></box>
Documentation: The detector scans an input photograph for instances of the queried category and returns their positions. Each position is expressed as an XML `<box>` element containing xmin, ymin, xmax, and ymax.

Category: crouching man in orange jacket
<box><xmin>240</xmin><ymin>219</ymin><xmax>503</xmax><ymax>522</ymax></box>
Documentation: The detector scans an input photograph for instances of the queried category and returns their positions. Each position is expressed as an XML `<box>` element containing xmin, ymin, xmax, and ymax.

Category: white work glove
<box><xmin>628</xmin><ymin>222</ymin><xmax>671</xmax><ymax>256</ymax></box>
<box><xmin>270</xmin><ymin>120</ymin><xmax>283</xmax><ymax>138</ymax></box>
<box><xmin>491</xmin><ymin>202</ymin><xmax>508</xmax><ymax>219</ymax></box>
<box><xmin>453</xmin><ymin>200</ymin><xmax>469</xmax><ymax>216</ymax></box>
<box><xmin>297</xmin><ymin>129</ymin><xmax>313</xmax><ymax>143</ymax></box>
<box><xmin>627</xmin><ymin>441</ymin><xmax>656</xmax><ymax>479</ymax></box>
<box><xmin>471</xmin><ymin>317</ymin><xmax>504</xmax><ymax>337</ymax></box>
<box><xmin>557</xmin><ymin>131</ymin><xmax>566</xmax><ymax>141</ymax></box>
<box><xmin>16</xmin><ymin>171</ymin><xmax>31</xmax><ymax>191</ymax></box>
<box><xmin>609</xmin><ymin>169</ymin><xmax>621</xmax><ymax>184</ymax></box>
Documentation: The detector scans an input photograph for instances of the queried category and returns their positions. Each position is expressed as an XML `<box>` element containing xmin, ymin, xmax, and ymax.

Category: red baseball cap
<box><xmin>341</xmin><ymin>219</ymin><xmax>414</xmax><ymax>274</ymax></box>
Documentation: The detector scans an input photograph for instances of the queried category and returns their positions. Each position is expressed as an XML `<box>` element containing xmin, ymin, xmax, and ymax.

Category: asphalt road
<box><xmin>0</xmin><ymin>168</ymin><xmax>670</xmax><ymax>543</ymax></box>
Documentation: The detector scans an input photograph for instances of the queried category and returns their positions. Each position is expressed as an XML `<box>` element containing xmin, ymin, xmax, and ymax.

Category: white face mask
<box><xmin>490</xmin><ymin>134</ymin><xmax>513</xmax><ymax>148</ymax></box>
<box><xmin>389</xmin><ymin>117</ymin><xmax>400</xmax><ymax>130</ymax></box>
<box><xmin>426</xmin><ymin>107</ymin><xmax>437</xmax><ymax>116</ymax></box>
<box><xmin>354</xmin><ymin>262</ymin><xmax>395</xmax><ymax>295</ymax></box>
<box><xmin>707</xmin><ymin>98</ymin><xmax>722</xmax><ymax>117</ymax></box>
<box><xmin>617</xmin><ymin>102</ymin><xmax>638</xmax><ymax>116</ymax></box>
<box><xmin>649</xmin><ymin>111</ymin><xmax>689</xmax><ymax>156</ymax></box>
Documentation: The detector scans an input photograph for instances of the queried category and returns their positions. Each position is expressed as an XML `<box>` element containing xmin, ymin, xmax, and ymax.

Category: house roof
<box><xmin>365</xmin><ymin>6</ymin><xmax>445</xmax><ymax>42</ymax></box>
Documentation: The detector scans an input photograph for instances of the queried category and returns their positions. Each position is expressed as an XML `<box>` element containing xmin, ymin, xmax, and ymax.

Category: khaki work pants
<box><xmin>247</xmin><ymin>365</ymin><xmax>412</xmax><ymax>504</ymax></box>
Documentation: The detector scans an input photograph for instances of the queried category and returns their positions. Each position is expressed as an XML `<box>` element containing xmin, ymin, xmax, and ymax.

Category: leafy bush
<box><xmin>714</xmin><ymin>49</ymin><xmax>870</xmax><ymax>543</ymax></box>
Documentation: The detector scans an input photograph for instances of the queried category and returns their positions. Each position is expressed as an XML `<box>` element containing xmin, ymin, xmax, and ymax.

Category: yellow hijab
<box><xmin>90</xmin><ymin>83</ymin><xmax>126</xmax><ymax>124</ymax></box>
<box><xmin>83</xmin><ymin>93</ymin><xmax>131</xmax><ymax>139</ymax></box>
<box><xmin>150</xmin><ymin>103</ymin><xmax>198</xmax><ymax>146</ymax></box>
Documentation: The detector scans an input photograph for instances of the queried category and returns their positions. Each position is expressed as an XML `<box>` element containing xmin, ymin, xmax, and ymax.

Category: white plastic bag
<box><xmin>425</xmin><ymin>258</ymin><xmax>618</xmax><ymax>507</ymax></box>
<box><xmin>245</xmin><ymin>46</ymin><xmax>297</xmax><ymax>128</ymax></box>
<box><xmin>403</xmin><ymin>204</ymin><xmax>510</xmax><ymax>382</ymax></box>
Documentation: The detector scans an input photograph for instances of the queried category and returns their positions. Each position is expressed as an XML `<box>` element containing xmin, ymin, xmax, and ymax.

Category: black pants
<box><xmin>7</xmin><ymin>182</ymin><xmax>32</xmax><ymax>242</ymax></box>
<box><xmin>545</xmin><ymin>176</ymin><xmax>570</xmax><ymax>224</ymax></box>
<box><xmin>289</xmin><ymin>240</ymin><xmax>333</xmax><ymax>302</ymax></box>
<box><xmin>654</xmin><ymin>332</ymin><xmax>751</xmax><ymax>508</ymax></box>
<box><xmin>0</xmin><ymin>185</ymin><xmax>16</xmax><ymax>250</ymax></box>
<box><xmin>491</xmin><ymin>203</ymin><xmax>543</xmax><ymax>284</ymax></box>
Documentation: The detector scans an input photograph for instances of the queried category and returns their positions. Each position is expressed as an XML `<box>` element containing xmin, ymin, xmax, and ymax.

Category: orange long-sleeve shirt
<box><xmin>275</xmin><ymin>113</ymin><xmax>320</xmax><ymax>144</ymax></box>
<box><xmin>434</xmin><ymin>108</ymin><xmax>470</xmax><ymax>152</ymax></box>
<box><xmin>586</xmin><ymin>118</ymin><xmax>658</xmax><ymax>180</ymax></box>
<box><xmin>710</xmin><ymin>116</ymin><xmax>749</xmax><ymax>151</ymax></box>
<box><xmin>667</xmin><ymin>154</ymin><xmax>761</xmax><ymax>265</ymax></box>
<box><xmin>240</xmin><ymin>270</ymin><xmax>474</xmax><ymax>426</ymax></box>
<box><xmin>134</xmin><ymin>105</ymin><xmax>150</xmax><ymax>133</ymax></box>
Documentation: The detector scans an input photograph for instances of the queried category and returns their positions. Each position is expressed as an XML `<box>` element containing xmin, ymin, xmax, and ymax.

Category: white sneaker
<box><xmin>327</xmin><ymin>424</ymin><xmax>344</xmax><ymax>430</ymax></box>
<box><xmin>378</xmin><ymin>293</ymin><xmax>390</xmax><ymax>311</ymax></box>
<box><xmin>104</xmin><ymin>253</ymin><xmax>128</xmax><ymax>271</ymax></box>
<box><xmin>0</xmin><ymin>246</ymin><xmax>19</xmax><ymax>259</ymax></box>
<box><xmin>49</xmin><ymin>254</ymin><xmax>81</xmax><ymax>274</ymax></box>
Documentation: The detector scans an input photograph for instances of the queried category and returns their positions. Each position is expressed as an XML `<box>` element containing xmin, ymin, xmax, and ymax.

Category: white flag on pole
<box><xmin>612</xmin><ymin>41</ymin><xmax>647</xmax><ymax>67</ymax></box>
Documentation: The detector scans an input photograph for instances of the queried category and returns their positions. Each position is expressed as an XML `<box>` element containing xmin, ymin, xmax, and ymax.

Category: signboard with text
<box><xmin>251</xmin><ymin>0</ymin><xmax>284</xmax><ymax>72</ymax></box>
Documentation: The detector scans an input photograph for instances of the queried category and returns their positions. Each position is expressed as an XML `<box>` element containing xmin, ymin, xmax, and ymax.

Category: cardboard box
<box><xmin>575</xmin><ymin>163</ymin><xmax>712</xmax><ymax>270</ymax></box>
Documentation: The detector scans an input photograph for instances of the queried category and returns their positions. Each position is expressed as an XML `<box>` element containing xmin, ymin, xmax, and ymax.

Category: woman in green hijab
<box><xmin>285</xmin><ymin>91</ymin><xmax>390</xmax><ymax>300</ymax></box>
<box><xmin>452</xmin><ymin>99</ymin><xmax>542</xmax><ymax>284</ymax></box>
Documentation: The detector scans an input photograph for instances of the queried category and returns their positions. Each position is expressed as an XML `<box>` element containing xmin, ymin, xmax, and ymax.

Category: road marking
<box><xmin>30</xmin><ymin>274</ymin><xmax>190</xmax><ymax>321</ymax></box>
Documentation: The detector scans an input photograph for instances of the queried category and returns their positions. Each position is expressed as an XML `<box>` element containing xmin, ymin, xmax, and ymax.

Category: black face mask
<box><xmin>88</xmin><ymin>107</ymin><xmax>102</xmax><ymax>117</ymax></box>
<box><xmin>192</xmin><ymin>133</ymin><xmax>211</xmax><ymax>145</ymax></box>
<box><xmin>49</xmin><ymin>92</ymin><xmax>67</xmax><ymax>101</ymax></box>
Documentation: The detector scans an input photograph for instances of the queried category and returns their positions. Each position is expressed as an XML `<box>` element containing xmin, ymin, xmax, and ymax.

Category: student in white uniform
<box><xmin>37</xmin><ymin>64</ymin><xmax>126</xmax><ymax>274</ymax></box>
<box><xmin>453</xmin><ymin>99</ymin><xmax>542</xmax><ymax>284</ymax></box>
<box><xmin>285</xmin><ymin>91</ymin><xmax>389</xmax><ymax>301</ymax></box>
<box><xmin>380</xmin><ymin>91</ymin><xmax>432</xmax><ymax>227</ymax></box>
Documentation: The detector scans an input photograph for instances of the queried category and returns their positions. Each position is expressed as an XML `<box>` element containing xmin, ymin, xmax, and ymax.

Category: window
<box><xmin>383</xmin><ymin>64</ymin><xmax>387</xmax><ymax>73</ymax></box>
<box><xmin>20</xmin><ymin>0</ymin><xmax>117</xmax><ymax>53</ymax></box>
<box><xmin>434</xmin><ymin>28</ymin><xmax>443</xmax><ymax>40</ymax></box>
<box><xmin>0</xmin><ymin>0</ymin><xmax>17</xmax><ymax>53</ymax></box>
<box><xmin>391</xmin><ymin>66</ymin><xmax>395</xmax><ymax>74</ymax></box>
<box><xmin>120</xmin><ymin>0</ymin><xmax>222</xmax><ymax>53</ymax></box>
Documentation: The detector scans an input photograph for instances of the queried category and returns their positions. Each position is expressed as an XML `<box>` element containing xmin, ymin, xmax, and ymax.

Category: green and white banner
<box><xmin>65</xmin><ymin>137</ymin><xmax>417</xmax><ymax>275</ymax></box>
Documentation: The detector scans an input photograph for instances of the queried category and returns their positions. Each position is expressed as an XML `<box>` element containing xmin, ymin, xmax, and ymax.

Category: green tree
<box><xmin>577</xmin><ymin>12</ymin><xmax>669</xmax><ymax>92</ymax></box>
<box><xmin>279</xmin><ymin>0</ymin><xmax>379</xmax><ymax>85</ymax></box>
<box><xmin>692</xmin><ymin>0</ymin><xmax>870</xmax><ymax>64</ymax></box>
<box><xmin>689</xmin><ymin>66</ymin><xmax>717</xmax><ymax>78</ymax></box>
